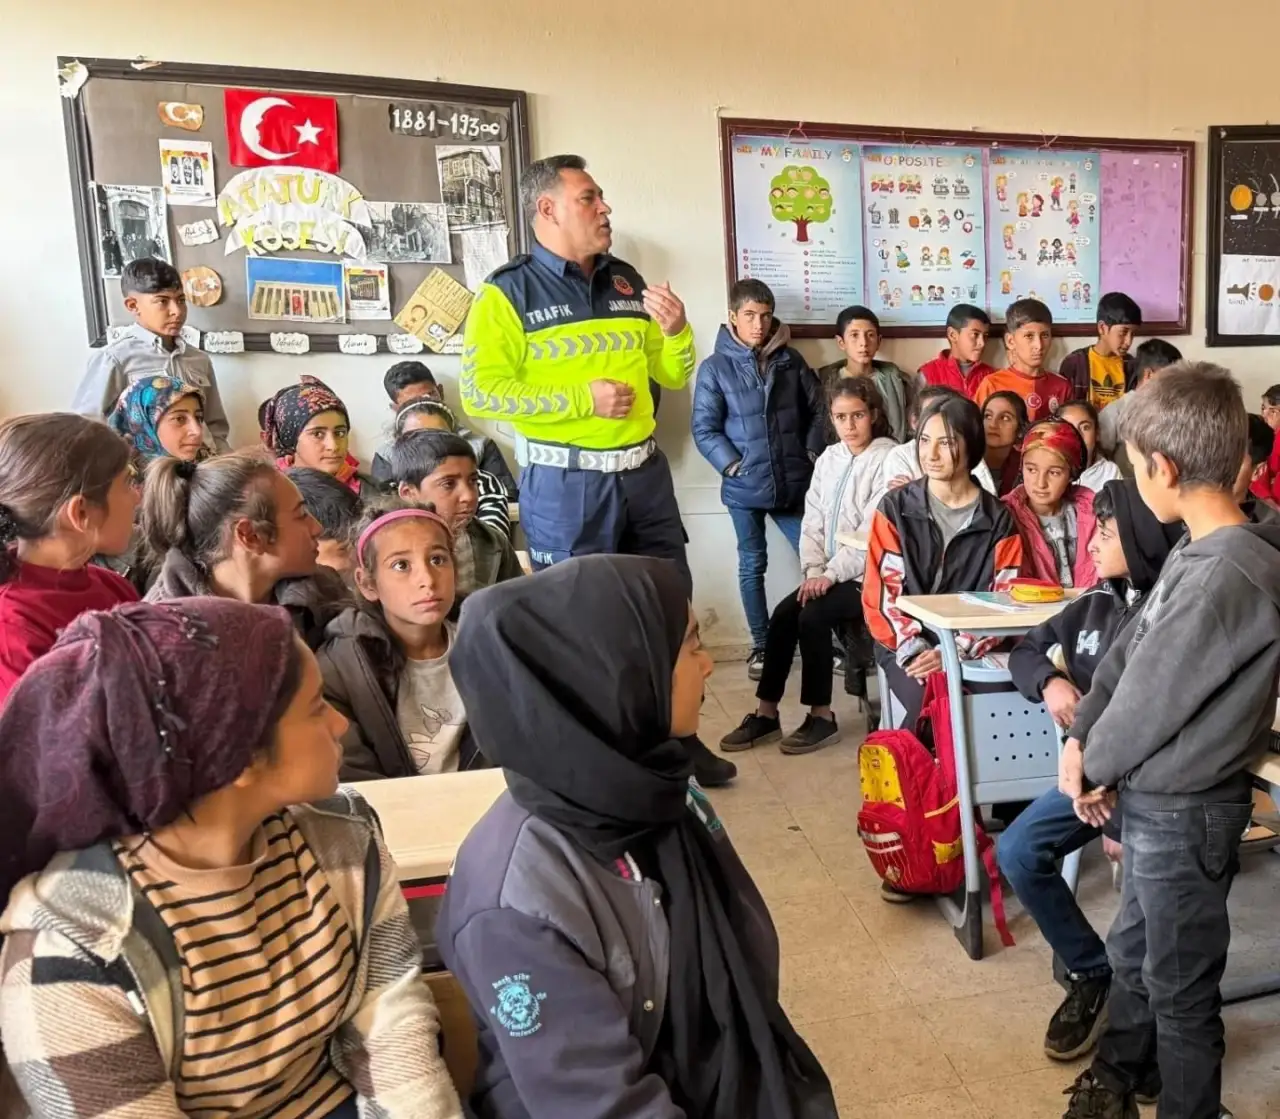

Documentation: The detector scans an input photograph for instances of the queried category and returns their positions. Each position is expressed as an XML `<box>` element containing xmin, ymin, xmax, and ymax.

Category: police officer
<box><xmin>460</xmin><ymin>153</ymin><xmax>735</xmax><ymax>785</ymax></box>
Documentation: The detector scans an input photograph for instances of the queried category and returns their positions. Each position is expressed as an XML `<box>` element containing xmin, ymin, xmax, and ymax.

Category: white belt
<box><xmin>518</xmin><ymin>437</ymin><xmax>657</xmax><ymax>473</ymax></box>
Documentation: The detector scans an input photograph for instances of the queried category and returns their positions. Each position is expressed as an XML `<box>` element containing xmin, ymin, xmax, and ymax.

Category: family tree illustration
<box><xmin>769</xmin><ymin>165</ymin><xmax>832</xmax><ymax>243</ymax></box>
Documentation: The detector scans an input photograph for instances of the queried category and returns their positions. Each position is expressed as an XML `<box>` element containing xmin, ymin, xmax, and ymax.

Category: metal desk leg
<box><xmin>931</xmin><ymin>627</ymin><xmax>985</xmax><ymax>960</ymax></box>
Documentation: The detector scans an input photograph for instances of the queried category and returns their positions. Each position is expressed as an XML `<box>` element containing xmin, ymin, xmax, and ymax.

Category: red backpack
<box><xmin>857</xmin><ymin>672</ymin><xmax>1013</xmax><ymax>946</ymax></box>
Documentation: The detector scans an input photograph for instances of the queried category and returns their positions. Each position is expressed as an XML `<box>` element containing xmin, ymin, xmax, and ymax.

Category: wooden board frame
<box><xmin>59</xmin><ymin>56</ymin><xmax>532</xmax><ymax>352</ymax></box>
<box><xmin>719</xmin><ymin>117</ymin><xmax>1194</xmax><ymax>340</ymax></box>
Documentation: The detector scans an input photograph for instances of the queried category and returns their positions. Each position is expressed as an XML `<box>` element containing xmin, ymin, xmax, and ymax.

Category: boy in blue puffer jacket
<box><xmin>692</xmin><ymin>279</ymin><xmax>826</xmax><ymax>678</ymax></box>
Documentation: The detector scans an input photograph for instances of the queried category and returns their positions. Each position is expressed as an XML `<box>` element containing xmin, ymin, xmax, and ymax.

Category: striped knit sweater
<box><xmin>0</xmin><ymin>790</ymin><xmax>461</xmax><ymax>1119</ymax></box>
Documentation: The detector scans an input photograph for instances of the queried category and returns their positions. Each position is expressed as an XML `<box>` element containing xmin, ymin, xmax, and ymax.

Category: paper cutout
<box><xmin>394</xmin><ymin>268</ymin><xmax>473</xmax><ymax>351</ymax></box>
<box><xmin>218</xmin><ymin>168</ymin><xmax>371</xmax><ymax>259</ymax></box>
<box><xmin>93</xmin><ymin>184</ymin><xmax>171</xmax><ymax>278</ymax></box>
<box><xmin>247</xmin><ymin>257</ymin><xmax>344</xmax><ymax>323</ymax></box>
<box><xmin>58</xmin><ymin>61</ymin><xmax>89</xmax><ymax>99</ymax></box>
<box><xmin>459</xmin><ymin>224</ymin><xmax>510</xmax><ymax>290</ymax></box>
<box><xmin>204</xmin><ymin>331</ymin><xmax>245</xmax><ymax>354</ymax></box>
<box><xmin>338</xmin><ymin>334</ymin><xmax>378</xmax><ymax>355</ymax></box>
<box><xmin>180</xmin><ymin>324</ymin><xmax>200</xmax><ymax>348</ymax></box>
<box><xmin>365</xmin><ymin>201</ymin><xmax>451</xmax><ymax>263</ymax></box>
<box><xmin>182</xmin><ymin>265</ymin><xmax>223</xmax><ymax>307</ymax></box>
<box><xmin>386</xmin><ymin>332</ymin><xmax>425</xmax><ymax>355</ymax></box>
<box><xmin>225</xmin><ymin>89</ymin><xmax>339</xmax><ymax>172</ymax></box>
<box><xmin>437</xmin><ymin>145</ymin><xmax>504</xmax><ymax>230</ymax></box>
<box><xmin>270</xmin><ymin>332</ymin><xmax>311</xmax><ymax>355</ymax></box>
<box><xmin>158</xmin><ymin>101</ymin><xmax>204</xmax><ymax>131</ymax></box>
<box><xmin>178</xmin><ymin>219</ymin><xmax>219</xmax><ymax>246</ymax></box>
<box><xmin>160</xmin><ymin>139</ymin><xmax>214</xmax><ymax>206</ymax></box>
<box><xmin>344</xmin><ymin>262</ymin><xmax>390</xmax><ymax>319</ymax></box>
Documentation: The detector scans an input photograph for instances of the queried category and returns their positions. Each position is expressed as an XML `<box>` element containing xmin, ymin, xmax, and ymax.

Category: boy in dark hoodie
<box><xmin>1000</xmin><ymin>479</ymin><xmax>1183</xmax><ymax>1064</ymax></box>
<box><xmin>1060</xmin><ymin>362</ymin><xmax>1280</xmax><ymax>1119</ymax></box>
<box><xmin>691</xmin><ymin>278</ymin><xmax>825</xmax><ymax>677</ymax></box>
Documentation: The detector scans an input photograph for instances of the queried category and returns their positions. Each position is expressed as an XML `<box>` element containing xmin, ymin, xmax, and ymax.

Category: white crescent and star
<box><xmin>239</xmin><ymin>96</ymin><xmax>325</xmax><ymax>161</ymax></box>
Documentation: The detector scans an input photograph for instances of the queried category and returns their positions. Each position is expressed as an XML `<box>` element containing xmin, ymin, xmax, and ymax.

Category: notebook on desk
<box><xmin>957</xmin><ymin>591</ymin><xmax>1031</xmax><ymax>614</ymax></box>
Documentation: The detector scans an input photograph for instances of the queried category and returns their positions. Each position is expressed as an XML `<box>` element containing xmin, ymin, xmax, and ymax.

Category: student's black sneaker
<box><xmin>719</xmin><ymin>714</ymin><xmax>781</xmax><ymax>753</ymax></box>
<box><xmin>1061</xmin><ymin>1070</ymin><xmax>1138</xmax><ymax>1119</ymax></box>
<box><xmin>1045</xmin><ymin>974</ymin><xmax>1111</xmax><ymax>1060</ymax></box>
<box><xmin>880</xmin><ymin>882</ymin><xmax>917</xmax><ymax>903</ymax></box>
<box><xmin>746</xmin><ymin>649</ymin><xmax>765</xmax><ymax>681</ymax></box>
<box><xmin>687</xmin><ymin>736</ymin><xmax>737</xmax><ymax>787</ymax></box>
<box><xmin>780</xmin><ymin>714</ymin><xmax>841</xmax><ymax>755</ymax></box>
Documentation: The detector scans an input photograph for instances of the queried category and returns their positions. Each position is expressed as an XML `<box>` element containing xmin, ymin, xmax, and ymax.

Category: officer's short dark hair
<box><xmin>520</xmin><ymin>154</ymin><xmax>588</xmax><ymax>222</ymax></box>
<box><xmin>1131</xmin><ymin>339</ymin><xmax>1183</xmax><ymax>388</ymax></box>
<box><xmin>121</xmin><ymin>257</ymin><xmax>182</xmax><ymax>296</ymax></box>
<box><xmin>729</xmin><ymin>279</ymin><xmax>775</xmax><ymax>313</ymax></box>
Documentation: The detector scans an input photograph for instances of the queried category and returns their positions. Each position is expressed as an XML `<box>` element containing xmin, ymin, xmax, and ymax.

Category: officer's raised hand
<box><xmin>642</xmin><ymin>283</ymin><xmax>688</xmax><ymax>336</ymax></box>
<box><xmin>589</xmin><ymin>379</ymin><xmax>635</xmax><ymax>418</ymax></box>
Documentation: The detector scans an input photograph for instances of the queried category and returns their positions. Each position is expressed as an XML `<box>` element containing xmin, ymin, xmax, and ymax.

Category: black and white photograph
<box><xmin>94</xmin><ymin>183</ymin><xmax>172</xmax><ymax>278</ymax></box>
<box><xmin>365</xmin><ymin>200</ymin><xmax>452</xmax><ymax>263</ymax></box>
<box><xmin>436</xmin><ymin>144</ymin><xmax>505</xmax><ymax>229</ymax></box>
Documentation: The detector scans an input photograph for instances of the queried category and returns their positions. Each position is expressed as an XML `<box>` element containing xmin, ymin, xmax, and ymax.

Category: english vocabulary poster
<box><xmin>730</xmin><ymin>136</ymin><xmax>863</xmax><ymax>326</ymax></box>
<box><xmin>861</xmin><ymin>145</ymin><xmax>985</xmax><ymax>327</ymax></box>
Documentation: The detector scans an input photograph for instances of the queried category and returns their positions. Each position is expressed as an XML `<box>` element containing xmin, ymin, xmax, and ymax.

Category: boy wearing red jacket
<box><xmin>918</xmin><ymin>304</ymin><xmax>995</xmax><ymax>400</ymax></box>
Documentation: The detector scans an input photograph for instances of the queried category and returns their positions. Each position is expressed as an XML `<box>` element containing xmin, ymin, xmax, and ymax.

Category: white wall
<box><xmin>4</xmin><ymin>0</ymin><xmax>1280</xmax><ymax>647</ymax></box>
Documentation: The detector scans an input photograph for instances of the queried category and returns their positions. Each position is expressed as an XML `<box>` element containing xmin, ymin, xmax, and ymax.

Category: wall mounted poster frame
<box><xmin>60</xmin><ymin>57</ymin><xmax>531</xmax><ymax>352</ymax></box>
<box><xmin>720</xmin><ymin>118</ymin><xmax>1193</xmax><ymax>339</ymax></box>
<box><xmin>1205</xmin><ymin>124</ymin><xmax>1280</xmax><ymax>347</ymax></box>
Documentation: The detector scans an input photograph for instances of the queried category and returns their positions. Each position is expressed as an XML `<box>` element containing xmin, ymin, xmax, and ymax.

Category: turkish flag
<box><xmin>224</xmin><ymin>88</ymin><xmax>340</xmax><ymax>172</ymax></box>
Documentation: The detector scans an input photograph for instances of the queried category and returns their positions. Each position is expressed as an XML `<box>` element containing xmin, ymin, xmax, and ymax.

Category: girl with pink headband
<box><xmin>318</xmin><ymin>499</ymin><xmax>490</xmax><ymax>782</ymax></box>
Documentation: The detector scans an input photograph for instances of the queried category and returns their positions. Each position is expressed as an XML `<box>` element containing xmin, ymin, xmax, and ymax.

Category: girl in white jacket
<box><xmin>721</xmin><ymin>380</ymin><xmax>896</xmax><ymax>756</ymax></box>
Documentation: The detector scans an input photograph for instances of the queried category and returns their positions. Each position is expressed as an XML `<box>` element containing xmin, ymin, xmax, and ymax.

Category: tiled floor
<box><xmin>700</xmin><ymin>665</ymin><xmax>1280</xmax><ymax>1118</ymax></box>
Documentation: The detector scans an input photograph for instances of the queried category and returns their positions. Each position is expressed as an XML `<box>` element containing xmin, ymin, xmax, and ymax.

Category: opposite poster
<box><xmin>1215</xmin><ymin>138</ymin><xmax>1280</xmax><ymax>338</ymax></box>
<box><xmin>730</xmin><ymin>135</ymin><xmax>863</xmax><ymax>326</ymax></box>
<box><xmin>861</xmin><ymin>146</ymin><xmax>985</xmax><ymax>326</ymax></box>
<box><xmin>987</xmin><ymin>150</ymin><xmax>1101</xmax><ymax>323</ymax></box>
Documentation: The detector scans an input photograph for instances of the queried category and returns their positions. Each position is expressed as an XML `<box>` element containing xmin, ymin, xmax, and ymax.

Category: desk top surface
<box><xmin>897</xmin><ymin>591</ymin><xmax>1077</xmax><ymax>632</ymax></box>
<box><xmin>350</xmin><ymin>769</ymin><xmax>507</xmax><ymax>881</ymax></box>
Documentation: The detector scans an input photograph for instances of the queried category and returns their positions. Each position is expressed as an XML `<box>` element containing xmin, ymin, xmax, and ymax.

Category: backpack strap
<box><xmin>917</xmin><ymin>673</ymin><xmax>1016</xmax><ymax>948</ymax></box>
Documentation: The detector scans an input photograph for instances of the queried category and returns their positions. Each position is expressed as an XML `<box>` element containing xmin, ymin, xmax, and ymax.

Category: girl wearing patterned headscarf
<box><xmin>107</xmin><ymin>375</ymin><xmax>207</xmax><ymax>464</ymax></box>
<box><xmin>259</xmin><ymin>376</ymin><xmax>374</xmax><ymax>501</ymax></box>
<box><xmin>1003</xmin><ymin>418</ymin><xmax>1099</xmax><ymax>588</ymax></box>
<box><xmin>0</xmin><ymin>598</ymin><xmax>462</xmax><ymax>1119</ymax></box>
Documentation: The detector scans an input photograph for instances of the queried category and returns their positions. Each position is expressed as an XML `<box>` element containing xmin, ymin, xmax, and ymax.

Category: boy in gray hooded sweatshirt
<box><xmin>1058</xmin><ymin>362</ymin><xmax>1280</xmax><ymax>1119</ymax></box>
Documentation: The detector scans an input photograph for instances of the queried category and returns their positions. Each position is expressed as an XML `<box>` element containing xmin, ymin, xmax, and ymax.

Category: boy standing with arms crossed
<box><xmin>975</xmin><ymin>299</ymin><xmax>1073</xmax><ymax>422</ymax></box>
<box><xmin>1059</xmin><ymin>363</ymin><xmax>1280</xmax><ymax>1119</ymax></box>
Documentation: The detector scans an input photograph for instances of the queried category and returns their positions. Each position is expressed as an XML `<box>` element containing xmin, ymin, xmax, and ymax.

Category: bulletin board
<box><xmin>59</xmin><ymin>57</ymin><xmax>531</xmax><ymax>354</ymax></box>
<box><xmin>1206</xmin><ymin>124</ymin><xmax>1280</xmax><ymax>347</ymax></box>
<box><xmin>719</xmin><ymin>118</ymin><xmax>1193</xmax><ymax>339</ymax></box>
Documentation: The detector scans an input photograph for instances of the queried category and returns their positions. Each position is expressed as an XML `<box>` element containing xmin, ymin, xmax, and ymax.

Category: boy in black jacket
<box><xmin>1000</xmin><ymin>480</ymin><xmax>1182</xmax><ymax>1064</ymax></box>
<box><xmin>1060</xmin><ymin>363</ymin><xmax>1280</xmax><ymax>1119</ymax></box>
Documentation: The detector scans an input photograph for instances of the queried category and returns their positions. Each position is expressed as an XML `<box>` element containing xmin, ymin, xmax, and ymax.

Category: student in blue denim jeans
<box><xmin>1058</xmin><ymin>363</ymin><xmax>1280</xmax><ymax>1119</ymax></box>
<box><xmin>692</xmin><ymin>279</ymin><xmax>826</xmax><ymax>678</ymax></box>
<box><xmin>1001</xmin><ymin>480</ymin><xmax>1182</xmax><ymax>1064</ymax></box>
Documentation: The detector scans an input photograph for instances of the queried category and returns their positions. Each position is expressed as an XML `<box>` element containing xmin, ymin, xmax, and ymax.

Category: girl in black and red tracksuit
<box><xmin>862</xmin><ymin>394</ymin><xmax>1023</xmax><ymax>728</ymax></box>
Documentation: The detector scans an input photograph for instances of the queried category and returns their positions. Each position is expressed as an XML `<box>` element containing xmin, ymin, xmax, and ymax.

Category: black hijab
<box><xmin>451</xmin><ymin>555</ymin><xmax>836</xmax><ymax>1119</ymax></box>
<box><xmin>1101</xmin><ymin>479</ymin><xmax>1184</xmax><ymax>594</ymax></box>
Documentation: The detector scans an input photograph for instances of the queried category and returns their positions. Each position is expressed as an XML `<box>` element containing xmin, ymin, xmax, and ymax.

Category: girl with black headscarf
<box><xmin>438</xmin><ymin>554</ymin><xmax>837</xmax><ymax>1119</ymax></box>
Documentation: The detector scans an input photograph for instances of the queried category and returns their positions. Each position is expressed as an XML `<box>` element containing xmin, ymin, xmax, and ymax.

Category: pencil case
<box><xmin>1009</xmin><ymin>579</ymin><xmax>1065</xmax><ymax>604</ymax></box>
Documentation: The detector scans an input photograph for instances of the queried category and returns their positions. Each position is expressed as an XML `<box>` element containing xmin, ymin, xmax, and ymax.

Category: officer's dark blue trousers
<box><xmin>521</xmin><ymin>449</ymin><xmax>692</xmax><ymax>597</ymax></box>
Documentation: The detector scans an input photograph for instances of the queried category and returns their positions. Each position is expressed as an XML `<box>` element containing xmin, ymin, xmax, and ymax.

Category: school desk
<box><xmin>894</xmin><ymin>591</ymin><xmax>1078</xmax><ymax>959</ymax></box>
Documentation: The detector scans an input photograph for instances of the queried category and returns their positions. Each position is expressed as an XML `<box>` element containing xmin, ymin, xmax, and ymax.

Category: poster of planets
<box><xmin>986</xmin><ymin>150</ymin><xmax>1101</xmax><ymax>324</ymax></box>
<box><xmin>729</xmin><ymin>135</ymin><xmax>864</xmax><ymax>326</ymax></box>
<box><xmin>860</xmin><ymin>145</ymin><xmax>986</xmax><ymax>326</ymax></box>
<box><xmin>1214</xmin><ymin>137</ymin><xmax>1280</xmax><ymax>339</ymax></box>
